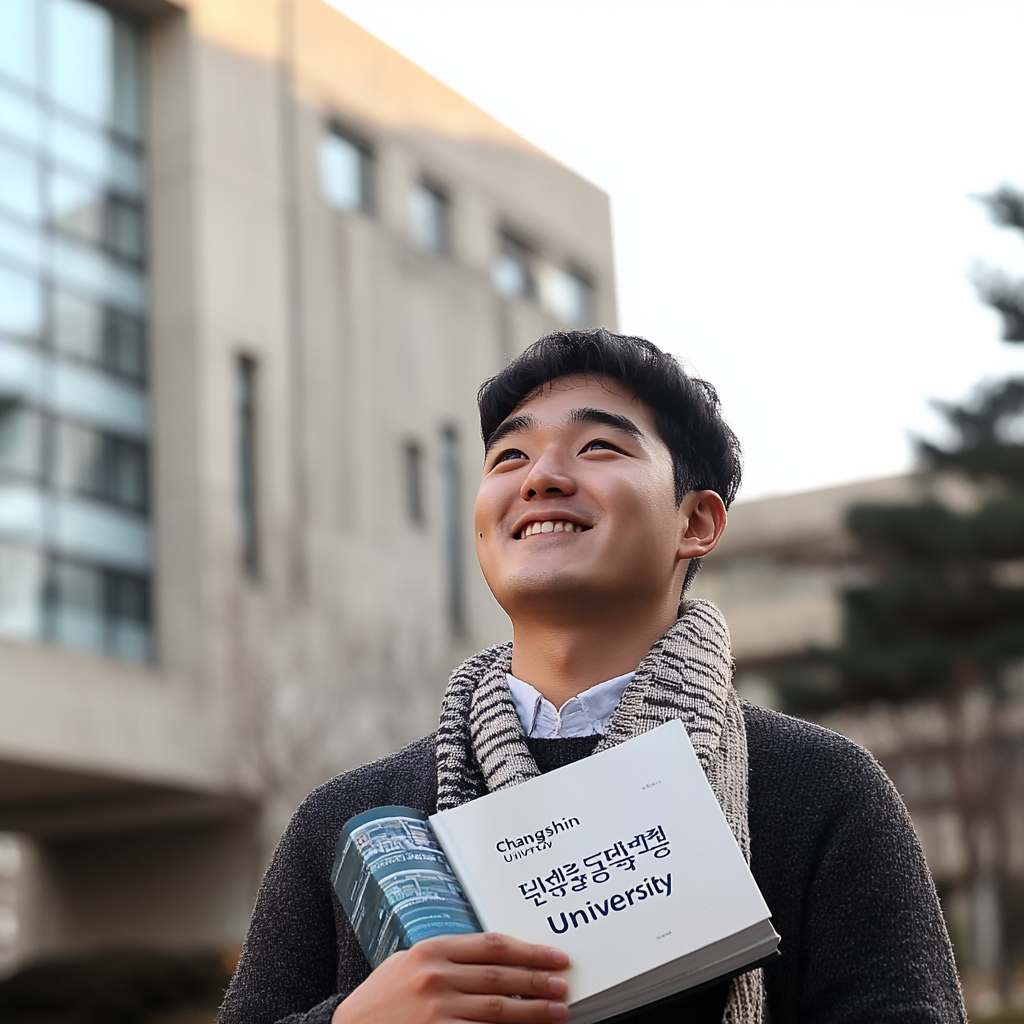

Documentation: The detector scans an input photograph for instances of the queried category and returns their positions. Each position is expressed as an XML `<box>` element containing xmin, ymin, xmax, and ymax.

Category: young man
<box><xmin>219</xmin><ymin>330</ymin><xmax>966</xmax><ymax>1024</ymax></box>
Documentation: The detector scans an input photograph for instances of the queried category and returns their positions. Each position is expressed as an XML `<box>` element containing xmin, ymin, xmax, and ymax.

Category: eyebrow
<box><xmin>484</xmin><ymin>407</ymin><xmax>644</xmax><ymax>454</ymax></box>
<box><xmin>567</xmin><ymin>407</ymin><xmax>644</xmax><ymax>438</ymax></box>
<box><xmin>484</xmin><ymin>413</ymin><xmax>540</xmax><ymax>453</ymax></box>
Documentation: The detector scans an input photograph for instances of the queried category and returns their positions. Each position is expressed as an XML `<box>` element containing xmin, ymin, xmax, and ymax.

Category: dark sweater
<box><xmin>218</xmin><ymin>704</ymin><xmax>966</xmax><ymax>1024</ymax></box>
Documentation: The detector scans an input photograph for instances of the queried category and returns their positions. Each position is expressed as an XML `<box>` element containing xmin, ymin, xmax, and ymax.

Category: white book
<box><xmin>332</xmin><ymin>720</ymin><xmax>779</xmax><ymax>1022</ymax></box>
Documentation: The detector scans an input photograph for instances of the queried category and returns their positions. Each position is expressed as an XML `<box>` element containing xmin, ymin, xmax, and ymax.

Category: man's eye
<box><xmin>494</xmin><ymin>448</ymin><xmax>528</xmax><ymax>465</ymax></box>
<box><xmin>580</xmin><ymin>439</ymin><xmax>621</xmax><ymax>454</ymax></box>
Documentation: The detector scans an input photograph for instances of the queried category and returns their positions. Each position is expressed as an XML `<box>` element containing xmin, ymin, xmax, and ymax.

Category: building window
<box><xmin>0</xmin><ymin>266</ymin><xmax>44</xmax><ymax>345</ymax></box>
<box><xmin>236</xmin><ymin>356</ymin><xmax>259</xmax><ymax>578</ymax></box>
<box><xmin>541</xmin><ymin>265</ymin><xmax>593</xmax><ymax>328</ymax></box>
<box><xmin>52</xmin><ymin>420</ymin><xmax>147</xmax><ymax>512</ymax></box>
<box><xmin>0</xmin><ymin>400</ymin><xmax>44</xmax><ymax>481</ymax></box>
<box><xmin>403</xmin><ymin>440</ymin><xmax>425</xmax><ymax>525</ymax></box>
<box><xmin>48</xmin><ymin>169</ymin><xmax>144</xmax><ymax>261</ymax></box>
<box><xmin>51</xmin><ymin>289</ymin><xmax>146</xmax><ymax>382</ymax></box>
<box><xmin>320</xmin><ymin>127</ymin><xmax>373</xmax><ymax>214</ymax></box>
<box><xmin>44</xmin><ymin>557</ymin><xmax>149</xmax><ymax>661</ymax></box>
<box><xmin>0</xmin><ymin>542</ymin><xmax>45</xmax><ymax>641</ymax></box>
<box><xmin>0</xmin><ymin>0</ymin><xmax>150</xmax><ymax>662</ymax></box>
<box><xmin>492</xmin><ymin>232</ymin><xmax>535</xmax><ymax>300</ymax></box>
<box><xmin>410</xmin><ymin>180</ymin><xmax>449</xmax><ymax>254</ymax></box>
<box><xmin>440</xmin><ymin>426</ymin><xmax>465</xmax><ymax>636</ymax></box>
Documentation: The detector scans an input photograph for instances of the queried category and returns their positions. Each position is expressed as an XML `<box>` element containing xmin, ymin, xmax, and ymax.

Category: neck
<box><xmin>508</xmin><ymin>595</ymin><xmax>680</xmax><ymax>708</ymax></box>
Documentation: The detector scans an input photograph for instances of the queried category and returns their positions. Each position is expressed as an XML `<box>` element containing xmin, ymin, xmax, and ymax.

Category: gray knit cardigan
<box><xmin>218</xmin><ymin>703</ymin><xmax>966</xmax><ymax>1024</ymax></box>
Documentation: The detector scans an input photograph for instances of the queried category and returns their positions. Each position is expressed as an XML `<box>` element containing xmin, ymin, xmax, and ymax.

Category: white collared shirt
<box><xmin>506</xmin><ymin>671</ymin><xmax>635</xmax><ymax>738</ymax></box>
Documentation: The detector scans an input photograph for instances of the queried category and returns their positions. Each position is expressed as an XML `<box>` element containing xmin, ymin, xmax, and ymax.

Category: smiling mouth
<box><xmin>515</xmin><ymin>520</ymin><xmax>590</xmax><ymax>539</ymax></box>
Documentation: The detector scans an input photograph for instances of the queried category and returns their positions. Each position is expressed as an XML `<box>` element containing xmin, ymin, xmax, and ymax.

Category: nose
<box><xmin>520</xmin><ymin>451</ymin><xmax>578</xmax><ymax>500</ymax></box>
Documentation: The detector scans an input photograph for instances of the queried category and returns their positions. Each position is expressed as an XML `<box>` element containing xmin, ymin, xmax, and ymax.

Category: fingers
<box><xmin>455</xmin><ymin>994</ymin><xmax>569</xmax><ymax>1022</ymax></box>
<box><xmin>429</xmin><ymin>932</ymin><xmax>569</xmax><ymax>970</ymax></box>
<box><xmin>359</xmin><ymin>935</ymin><xmax>571</xmax><ymax>1024</ymax></box>
<box><xmin>453</xmin><ymin>964</ymin><xmax>569</xmax><ymax>1000</ymax></box>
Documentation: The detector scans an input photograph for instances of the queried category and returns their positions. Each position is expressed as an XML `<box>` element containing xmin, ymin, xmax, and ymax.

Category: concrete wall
<box><xmin>0</xmin><ymin>0</ymin><xmax>618</xmax><ymax>968</ymax></box>
<box><xmin>146</xmin><ymin>0</ymin><xmax>616</xmax><ymax>826</ymax></box>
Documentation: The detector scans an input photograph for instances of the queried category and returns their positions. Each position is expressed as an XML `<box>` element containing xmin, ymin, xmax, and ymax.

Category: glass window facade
<box><xmin>320</xmin><ymin>128</ymin><xmax>373</xmax><ymax>214</ymax></box>
<box><xmin>0</xmin><ymin>0</ymin><xmax>150</xmax><ymax>661</ymax></box>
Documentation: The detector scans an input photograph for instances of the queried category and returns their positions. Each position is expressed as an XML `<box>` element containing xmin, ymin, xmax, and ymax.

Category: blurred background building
<box><xmin>693</xmin><ymin>469</ymin><xmax>1024</xmax><ymax>1016</ymax></box>
<box><xmin>0</xmin><ymin>0</ymin><xmax>616</xmax><ymax>980</ymax></box>
<box><xmin>0</xmin><ymin>1</ymin><xmax>1020</xmax><ymax>1021</ymax></box>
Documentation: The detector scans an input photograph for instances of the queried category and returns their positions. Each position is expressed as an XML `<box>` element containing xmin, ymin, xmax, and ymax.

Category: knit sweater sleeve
<box><xmin>216</xmin><ymin>792</ymin><xmax>354</xmax><ymax>1024</ymax></box>
<box><xmin>217</xmin><ymin>735</ymin><xmax>438</xmax><ymax>1024</ymax></box>
<box><xmin>802</xmin><ymin>754</ymin><xmax>963</xmax><ymax>1021</ymax></box>
<box><xmin>745</xmin><ymin>705</ymin><xmax>966</xmax><ymax>1023</ymax></box>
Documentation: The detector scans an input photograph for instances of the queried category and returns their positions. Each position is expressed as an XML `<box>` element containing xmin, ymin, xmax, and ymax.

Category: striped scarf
<box><xmin>436</xmin><ymin>599</ymin><xmax>766</xmax><ymax>1024</ymax></box>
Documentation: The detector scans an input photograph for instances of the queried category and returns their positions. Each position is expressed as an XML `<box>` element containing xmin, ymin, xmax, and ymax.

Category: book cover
<box><xmin>332</xmin><ymin>721</ymin><xmax>778</xmax><ymax>1020</ymax></box>
<box><xmin>330</xmin><ymin>805</ymin><xmax>481</xmax><ymax>969</ymax></box>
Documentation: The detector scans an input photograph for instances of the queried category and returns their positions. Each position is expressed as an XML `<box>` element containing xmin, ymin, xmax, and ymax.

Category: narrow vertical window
<box><xmin>440</xmin><ymin>426</ymin><xmax>465</xmax><ymax>636</ymax></box>
<box><xmin>403</xmin><ymin>440</ymin><xmax>425</xmax><ymax>526</ymax></box>
<box><xmin>492</xmin><ymin>232</ymin><xmax>535</xmax><ymax>300</ymax></box>
<box><xmin>0</xmin><ymin>543</ymin><xmax>45</xmax><ymax>641</ymax></box>
<box><xmin>237</xmin><ymin>356</ymin><xmax>259</xmax><ymax>578</ymax></box>
<box><xmin>410</xmin><ymin>181</ymin><xmax>449</xmax><ymax>254</ymax></box>
<box><xmin>320</xmin><ymin>128</ymin><xmax>373</xmax><ymax>213</ymax></box>
<box><xmin>541</xmin><ymin>265</ymin><xmax>594</xmax><ymax>328</ymax></box>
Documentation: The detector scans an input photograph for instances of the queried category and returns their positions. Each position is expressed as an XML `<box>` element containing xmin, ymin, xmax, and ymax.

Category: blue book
<box><xmin>331</xmin><ymin>805</ymin><xmax>481</xmax><ymax>969</ymax></box>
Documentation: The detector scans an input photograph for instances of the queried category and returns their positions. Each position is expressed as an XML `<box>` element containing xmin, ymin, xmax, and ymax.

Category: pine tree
<box><xmin>974</xmin><ymin>186</ymin><xmax>1024</xmax><ymax>343</ymax></box>
<box><xmin>777</xmin><ymin>187</ymin><xmax>1024</xmax><ymax>995</ymax></box>
<box><xmin>831</xmin><ymin>377</ymin><xmax>1024</xmax><ymax>706</ymax></box>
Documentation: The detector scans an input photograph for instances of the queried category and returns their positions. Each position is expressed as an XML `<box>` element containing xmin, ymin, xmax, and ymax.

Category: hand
<box><xmin>331</xmin><ymin>932</ymin><xmax>570</xmax><ymax>1024</ymax></box>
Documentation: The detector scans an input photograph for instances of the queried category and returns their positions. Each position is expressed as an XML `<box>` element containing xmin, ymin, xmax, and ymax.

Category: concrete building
<box><xmin>0</xmin><ymin>0</ymin><xmax>616</xmax><ymax>971</ymax></box>
<box><xmin>692</xmin><ymin>472</ymin><xmax>1024</xmax><ymax>999</ymax></box>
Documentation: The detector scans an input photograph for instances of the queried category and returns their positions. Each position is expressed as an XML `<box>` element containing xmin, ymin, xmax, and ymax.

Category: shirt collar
<box><xmin>505</xmin><ymin>671</ymin><xmax>635</xmax><ymax>738</ymax></box>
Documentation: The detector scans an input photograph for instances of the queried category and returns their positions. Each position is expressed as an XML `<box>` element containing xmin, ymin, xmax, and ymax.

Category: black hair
<box><xmin>477</xmin><ymin>328</ymin><xmax>742</xmax><ymax>591</ymax></box>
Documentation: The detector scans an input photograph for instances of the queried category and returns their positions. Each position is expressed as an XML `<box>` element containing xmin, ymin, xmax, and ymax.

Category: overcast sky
<box><xmin>329</xmin><ymin>0</ymin><xmax>1024</xmax><ymax>501</ymax></box>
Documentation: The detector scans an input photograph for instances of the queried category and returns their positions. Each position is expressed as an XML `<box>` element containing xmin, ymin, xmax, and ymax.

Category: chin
<box><xmin>491</xmin><ymin>565</ymin><xmax>614</xmax><ymax>614</ymax></box>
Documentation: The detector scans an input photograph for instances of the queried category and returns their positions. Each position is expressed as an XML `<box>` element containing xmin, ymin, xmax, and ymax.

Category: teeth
<box><xmin>521</xmin><ymin>520</ymin><xmax>584</xmax><ymax>538</ymax></box>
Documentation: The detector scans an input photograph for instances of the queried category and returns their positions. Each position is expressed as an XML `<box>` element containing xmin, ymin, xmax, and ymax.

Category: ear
<box><xmin>677</xmin><ymin>490</ymin><xmax>727</xmax><ymax>560</ymax></box>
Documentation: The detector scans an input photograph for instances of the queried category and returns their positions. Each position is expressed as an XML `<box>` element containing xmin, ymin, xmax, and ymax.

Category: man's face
<box><xmin>475</xmin><ymin>374</ymin><xmax>691</xmax><ymax>619</ymax></box>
